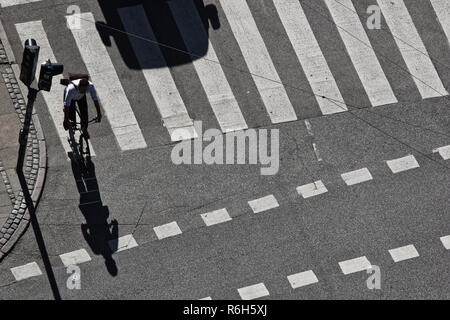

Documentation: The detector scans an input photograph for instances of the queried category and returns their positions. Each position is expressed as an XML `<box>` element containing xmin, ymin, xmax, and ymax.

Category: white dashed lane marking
<box><xmin>296</xmin><ymin>180</ymin><xmax>328</xmax><ymax>199</ymax></box>
<box><xmin>433</xmin><ymin>145</ymin><xmax>450</xmax><ymax>160</ymax></box>
<box><xmin>388</xmin><ymin>245</ymin><xmax>419</xmax><ymax>262</ymax></box>
<box><xmin>440</xmin><ymin>235</ymin><xmax>450</xmax><ymax>250</ymax></box>
<box><xmin>199</xmin><ymin>297</ymin><xmax>212</xmax><ymax>300</ymax></box>
<box><xmin>287</xmin><ymin>270</ymin><xmax>319</xmax><ymax>289</ymax></box>
<box><xmin>237</xmin><ymin>283</ymin><xmax>270</xmax><ymax>300</ymax></box>
<box><xmin>341</xmin><ymin>168</ymin><xmax>373</xmax><ymax>186</ymax></box>
<box><xmin>338</xmin><ymin>256</ymin><xmax>371</xmax><ymax>275</ymax></box>
<box><xmin>248</xmin><ymin>194</ymin><xmax>279</xmax><ymax>214</ymax></box>
<box><xmin>386</xmin><ymin>155</ymin><xmax>420</xmax><ymax>173</ymax></box>
<box><xmin>153</xmin><ymin>221</ymin><xmax>182</xmax><ymax>240</ymax></box>
<box><xmin>108</xmin><ymin>234</ymin><xmax>139</xmax><ymax>253</ymax></box>
<box><xmin>201</xmin><ymin>208</ymin><xmax>232</xmax><ymax>227</ymax></box>
<box><xmin>59</xmin><ymin>249</ymin><xmax>92</xmax><ymax>267</ymax></box>
<box><xmin>10</xmin><ymin>262</ymin><xmax>42</xmax><ymax>281</ymax></box>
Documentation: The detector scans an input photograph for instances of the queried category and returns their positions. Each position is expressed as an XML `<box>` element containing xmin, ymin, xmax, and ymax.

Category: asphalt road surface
<box><xmin>0</xmin><ymin>0</ymin><xmax>450</xmax><ymax>300</ymax></box>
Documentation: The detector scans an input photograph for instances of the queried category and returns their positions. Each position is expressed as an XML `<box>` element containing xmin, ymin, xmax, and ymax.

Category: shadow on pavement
<box><xmin>69</xmin><ymin>153</ymin><xmax>119</xmax><ymax>276</ymax></box>
<box><xmin>96</xmin><ymin>0</ymin><xmax>220</xmax><ymax>69</ymax></box>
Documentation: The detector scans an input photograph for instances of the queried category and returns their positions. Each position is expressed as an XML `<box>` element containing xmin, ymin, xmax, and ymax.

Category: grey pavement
<box><xmin>0</xmin><ymin>0</ymin><xmax>449</xmax><ymax>300</ymax></box>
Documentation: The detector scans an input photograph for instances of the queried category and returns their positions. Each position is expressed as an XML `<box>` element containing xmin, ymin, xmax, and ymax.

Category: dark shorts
<box><xmin>68</xmin><ymin>95</ymin><xmax>88</xmax><ymax>129</ymax></box>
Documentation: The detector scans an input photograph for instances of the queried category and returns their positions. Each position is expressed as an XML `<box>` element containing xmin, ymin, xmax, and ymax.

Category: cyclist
<box><xmin>63</xmin><ymin>78</ymin><xmax>102</xmax><ymax>136</ymax></box>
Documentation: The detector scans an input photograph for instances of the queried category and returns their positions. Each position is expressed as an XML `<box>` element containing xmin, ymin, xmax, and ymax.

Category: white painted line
<box><xmin>274</xmin><ymin>0</ymin><xmax>347</xmax><ymax>114</ymax></box>
<box><xmin>341</xmin><ymin>168</ymin><xmax>373</xmax><ymax>186</ymax></box>
<box><xmin>108</xmin><ymin>234</ymin><xmax>139</xmax><ymax>253</ymax></box>
<box><xmin>440</xmin><ymin>235</ymin><xmax>450</xmax><ymax>250</ymax></box>
<box><xmin>304</xmin><ymin>119</ymin><xmax>313</xmax><ymax>136</ymax></box>
<box><xmin>15</xmin><ymin>20</ymin><xmax>96</xmax><ymax>157</ymax></box>
<box><xmin>169</xmin><ymin>1</ymin><xmax>247</xmax><ymax>133</ymax></box>
<box><xmin>386</xmin><ymin>154</ymin><xmax>420</xmax><ymax>173</ymax></box>
<box><xmin>287</xmin><ymin>270</ymin><xmax>319</xmax><ymax>289</ymax></box>
<box><xmin>296</xmin><ymin>180</ymin><xmax>328</xmax><ymax>199</ymax></box>
<box><xmin>432</xmin><ymin>145</ymin><xmax>450</xmax><ymax>160</ymax></box>
<box><xmin>430</xmin><ymin>0</ymin><xmax>450</xmax><ymax>46</ymax></box>
<box><xmin>11</xmin><ymin>262</ymin><xmax>42</xmax><ymax>281</ymax></box>
<box><xmin>377</xmin><ymin>0</ymin><xmax>448</xmax><ymax>99</ymax></box>
<box><xmin>199</xmin><ymin>296</ymin><xmax>212</xmax><ymax>300</ymax></box>
<box><xmin>153</xmin><ymin>221</ymin><xmax>182</xmax><ymax>240</ymax></box>
<box><xmin>339</xmin><ymin>256</ymin><xmax>371</xmax><ymax>275</ymax></box>
<box><xmin>324</xmin><ymin>0</ymin><xmax>397</xmax><ymax>107</ymax></box>
<box><xmin>237</xmin><ymin>283</ymin><xmax>270</xmax><ymax>300</ymax></box>
<box><xmin>312</xmin><ymin>143</ymin><xmax>323</xmax><ymax>162</ymax></box>
<box><xmin>248</xmin><ymin>194</ymin><xmax>279</xmax><ymax>213</ymax></box>
<box><xmin>67</xmin><ymin>12</ymin><xmax>147</xmax><ymax>151</ymax></box>
<box><xmin>59</xmin><ymin>249</ymin><xmax>92</xmax><ymax>267</ymax></box>
<box><xmin>388</xmin><ymin>244</ymin><xmax>419</xmax><ymax>262</ymax></box>
<box><xmin>200</xmin><ymin>208</ymin><xmax>232</xmax><ymax>227</ymax></box>
<box><xmin>219</xmin><ymin>0</ymin><xmax>297</xmax><ymax>124</ymax></box>
<box><xmin>118</xmin><ymin>6</ymin><xmax>197</xmax><ymax>141</ymax></box>
<box><xmin>1</xmin><ymin>0</ymin><xmax>41</xmax><ymax>7</ymax></box>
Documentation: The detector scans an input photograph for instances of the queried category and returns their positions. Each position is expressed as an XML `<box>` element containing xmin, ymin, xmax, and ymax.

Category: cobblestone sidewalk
<box><xmin>0</xmin><ymin>37</ymin><xmax>47</xmax><ymax>261</ymax></box>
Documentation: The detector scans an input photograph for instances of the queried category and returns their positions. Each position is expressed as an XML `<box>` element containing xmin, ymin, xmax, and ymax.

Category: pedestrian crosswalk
<box><xmin>5</xmin><ymin>0</ymin><xmax>450</xmax><ymax>154</ymax></box>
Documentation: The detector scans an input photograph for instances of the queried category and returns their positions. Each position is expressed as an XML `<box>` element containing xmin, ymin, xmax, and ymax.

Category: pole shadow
<box><xmin>69</xmin><ymin>153</ymin><xmax>119</xmax><ymax>276</ymax></box>
<box><xmin>95</xmin><ymin>0</ymin><xmax>220</xmax><ymax>69</ymax></box>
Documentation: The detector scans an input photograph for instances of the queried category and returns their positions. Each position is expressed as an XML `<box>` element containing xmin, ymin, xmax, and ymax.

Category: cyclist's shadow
<box><xmin>69</xmin><ymin>154</ymin><xmax>119</xmax><ymax>276</ymax></box>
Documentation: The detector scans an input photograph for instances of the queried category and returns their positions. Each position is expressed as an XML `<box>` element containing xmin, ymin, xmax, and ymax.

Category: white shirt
<box><xmin>64</xmin><ymin>79</ymin><xmax>98</xmax><ymax>106</ymax></box>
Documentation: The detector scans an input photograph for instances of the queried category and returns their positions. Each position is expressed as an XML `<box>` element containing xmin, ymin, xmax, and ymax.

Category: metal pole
<box><xmin>15</xmin><ymin>86</ymin><xmax>61</xmax><ymax>300</ymax></box>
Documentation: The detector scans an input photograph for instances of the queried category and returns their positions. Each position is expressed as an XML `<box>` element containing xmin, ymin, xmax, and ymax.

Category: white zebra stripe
<box><xmin>324</xmin><ymin>0</ymin><xmax>398</xmax><ymax>107</ymax></box>
<box><xmin>430</xmin><ymin>0</ymin><xmax>450</xmax><ymax>46</ymax></box>
<box><xmin>0</xmin><ymin>0</ymin><xmax>41</xmax><ymax>8</ymax></box>
<box><xmin>169</xmin><ymin>0</ymin><xmax>248</xmax><ymax>133</ymax></box>
<box><xmin>67</xmin><ymin>12</ymin><xmax>147</xmax><ymax>151</ymax></box>
<box><xmin>219</xmin><ymin>0</ymin><xmax>297</xmax><ymax>123</ymax></box>
<box><xmin>377</xmin><ymin>0</ymin><xmax>448</xmax><ymax>99</ymax></box>
<box><xmin>274</xmin><ymin>0</ymin><xmax>348</xmax><ymax>114</ymax></box>
<box><xmin>15</xmin><ymin>20</ymin><xmax>96</xmax><ymax>157</ymax></box>
<box><xmin>118</xmin><ymin>5</ymin><xmax>198</xmax><ymax>141</ymax></box>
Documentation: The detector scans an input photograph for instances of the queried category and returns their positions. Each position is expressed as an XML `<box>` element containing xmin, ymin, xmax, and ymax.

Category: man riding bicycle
<box><xmin>63</xmin><ymin>78</ymin><xmax>102</xmax><ymax>135</ymax></box>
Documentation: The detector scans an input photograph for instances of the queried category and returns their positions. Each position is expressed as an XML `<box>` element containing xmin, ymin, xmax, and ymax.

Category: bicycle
<box><xmin>67</xmin><ymin>106</ymin><xmax>98</xmax><ymax>173</ymax></box>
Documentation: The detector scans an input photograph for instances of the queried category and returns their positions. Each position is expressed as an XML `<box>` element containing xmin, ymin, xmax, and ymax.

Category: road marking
<box><xmin>324</xmin><ymin>0</ymin><xmax>397</xmax><ymax>107</ymax></box>
<box><xmin>296</xmin><ymin>180</ymin><xmax>328</xmax><ymax>199</ymax></box>
<box><xmin>0</xmin><ymin>0</ymin><xmax>41</xmax><ymax>7</ymax></box>
<box><xmin>386</xmin><ymin>154</ymin><xmax>420</xmax><ymax>173</ymax></box>
<box><xmin>219</xmin><ymin>0</ymin><xmax>297</xmax><ymax>124</ymax></box>
<box><xmin>10</xmin><ymin>262</ymin><xmax>42</xmax><ymax>281</ymax></box>
<box><xmin>15</xmin><ymin>20</ymin><xmax>96</xmax><ymax>157</ymax></box>
<box><xmin>169</xmin><ymin>0</ymin><xmax>248</xmax><ymax>133</ymax></box>
<box><xmin>248</xmin><ymin>194</ymin><xmax>279</xmax><ymax>213</ymax></box>
<box><xmin>341</xmin><ymin>168</ymin><xmax>373</xmax><ymax>186</ymax></box>
<box><xmin>304</xmin><ymin>119</ymin><xmax>314</xmax><ymax>136</ymax></box>
<box><xmin>388</xmin><ymin>244</ymin><xmax>419</xmax><ymax>262</ymax></box>
<box><xmin>338</xmin><ymin>256</ymin><xmax>371</xmax><ymax>275</ymax></box>
<box><xmin>377</xmin><ymin>0</ymin><xmax>448</xmax><ymax>99</ymax></box>
<box><xmin>237</xmin><ymin>283</ymin><xmax>270</xmax><ymax>300</ymax></box>
<box><xmin>274</xmin><ymin>0</ymin><xmax>347</xmax><ymax>114</ymax></box>
<box><xmin>199</xmin><ymin>297</ymin><xmax>212</xmax><ymax>300</ymax></box>
<box><xmin>430</xmin><ymin>0</ymin><xmax>450</xmax><ymax>45</ymax></box>
<box><xmin>153</xmin><ymin>221</ymin><xmax>182</xmax><ymax>240</ymax></box>
<box><xmin>118</xmin><ymin>6</ymin><xmax>197</xmax><ymax>141</ymax></box>
<box><xmin>432</xmin><ymin>145</ymin><xmax>450</xmax><ymax>160</ymax></box>
<box><xmin>440</xmin><ymin>235</ymin><xmax>450</xmax><ymax>250</ymax></box>
<box><xmin>200</xmin><ymin>208</ymin><xmax>232</xmax><ymax>227</ymax></box>
<box><xmin>59</xmin><ymin>249</ymin><xmax>92</xmax><ymax>267</ymax></box>
<box><xmin>287</xmin><ymin>270</ymin><xmax>319</xmax><ymax>289</ymax></box>
<box><xmin>108</xmin><ymin>234</ymin><xmax>139</xmax><ymax>253</ymax></box>
<box><xmin>312</xmin><ymin>143</ymin><xmax>323</xmax><ymax>162</ymax></box>
<box><xmin>67</xmin><ymin>12</ymin><xmax>147</xmax><ymax>151</ymax></box>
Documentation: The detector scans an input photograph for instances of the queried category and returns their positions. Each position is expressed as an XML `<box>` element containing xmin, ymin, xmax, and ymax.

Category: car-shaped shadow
<box><xmin>96</xmin><ymin>0</ymin><xmax>220</xmax><ymax>69</ymax></box>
